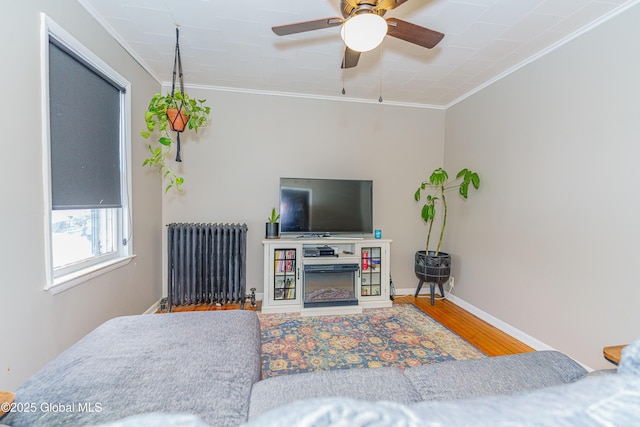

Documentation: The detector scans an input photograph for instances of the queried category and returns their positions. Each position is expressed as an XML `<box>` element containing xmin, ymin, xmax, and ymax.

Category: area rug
<box><xmin>258</xmin><ymin>304</ymin><xmax>485</xmax><ymax>379</ymax></box>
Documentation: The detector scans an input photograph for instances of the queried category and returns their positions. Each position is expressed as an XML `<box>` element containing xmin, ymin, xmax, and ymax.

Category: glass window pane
<box><xmin>51</xmin><ymin>208</ymin><xmax>117</xmax><ymax>270</ymax></box>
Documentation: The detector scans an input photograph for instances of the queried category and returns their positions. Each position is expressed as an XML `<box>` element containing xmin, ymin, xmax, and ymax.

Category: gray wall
<box><xmin>0</xmin><ymin>0</ymin><xmax>162</xmax><ymax>389</ymax></box>
<box><xmin>444</xmin><ymin>3</ymin><xmax>640</xmax><ymax>370</ymax></box>
<box><xmin>161</xmin><ymin>89</ymin><xmax>446</xmax><ymax>300</ymax></box>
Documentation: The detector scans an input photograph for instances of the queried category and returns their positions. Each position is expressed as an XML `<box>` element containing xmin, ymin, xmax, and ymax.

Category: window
<box><xmin>42</xmin><ymin>15</ymin><xmax>133</xmax><ymax>293</ymax></box>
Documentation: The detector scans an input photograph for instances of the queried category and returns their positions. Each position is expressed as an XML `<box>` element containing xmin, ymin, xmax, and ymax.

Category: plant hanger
<box><xmin>140</xmin><ymin>26</ymin><xmax>211</xmax><ymax>194</ymax></box>
<box><xmin>170</xmin><ymin>26</ymin><xmax>185</xmax><ymax>162</ymax></box>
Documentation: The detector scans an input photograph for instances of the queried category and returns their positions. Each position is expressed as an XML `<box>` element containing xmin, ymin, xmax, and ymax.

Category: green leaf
<box><xmin>140</xmin><ymin>130</ymin><xmax>150</xmax><ymax>138</ymax></box>
<box><xmin>414</xmin><ymin>188</ymin><xmax>421</xmax><ymax>201</ymax></box>
<box><xmin>427</xmin><ymin>204</ymin><xmax>435</xmax><ymax>220</ymax></box>
<box><xmin>471</xmin><ymin>172</ymin><xmax>480</xmax><ymax>189</ymax></box>
<box><xmin>421</xmin><ymin>203</ymin><xmax>436</xmax><ymax>222</ymax></box>
<box><xmin>176</xmin><ymin>177</ymin><xmax>184</xmax><ymax>185</ymax></box>
<box><xmin>421</xmin><ymin>204</ymin><xmax>430</xmax><ymax>222</ymax></box>
<box><xmin>459</xmin><ymin>182</ymin><xmax>469</xmax><ymax>198</ymax></box>
<box><xmin>159</xmin><ymin>137</ymin><xmax>172</xmax><ymax>146</ymax></box>
<box><xmin>430</xmin><ymin>168</ymin><xmax>448</xmax><ymax>186</ymax></box>
<box><xmin>456</xmin><ymin>168</ymin><xmax>469</xmax><ymax>179</ymax></box>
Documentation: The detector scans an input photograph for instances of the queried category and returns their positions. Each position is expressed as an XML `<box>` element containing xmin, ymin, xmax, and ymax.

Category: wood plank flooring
<box><xmin>158</xmin><ymin>295</ymin><xmax>533</xmax><ymax>357</ymax></box>
<box><xmin>158</xmin><ymin>301</ymin><xmax>261</xmax><ymax>312</ymax></box>
<box><xmin>394</xmin><ymin>295</ymin><xmax>534</xmax><ymax>356</ymax></box>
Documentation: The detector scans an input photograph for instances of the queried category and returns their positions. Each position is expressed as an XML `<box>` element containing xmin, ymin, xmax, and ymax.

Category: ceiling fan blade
<box><xmin>272</xmin><ymin>17</ymin><xmax>343</xmax><ymax>36</ymax></box>
<box><xmin>341</xmin><ymin>47</ymin><xmax>361</xmax><ymax>69</ymax></box>
<box><xmin>386</xmin><ymin>18</ymin><xmax>444</xmax><ymax>49</ymax></box>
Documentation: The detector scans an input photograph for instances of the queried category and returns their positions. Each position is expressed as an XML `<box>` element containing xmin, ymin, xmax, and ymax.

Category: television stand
<box><xmin>297</xmin><ymin>233</ymin><xmax>330</xmax><ymax>238</ymax></box>
<box><xmin>294</xmin><ymin>234</ymin><xmax>365</xmax><ymax>240</ymax></box>
<box><xmin>262</xmin><ymin>237</ymin><xmax>392</xmax><ymax>315</ymax></box>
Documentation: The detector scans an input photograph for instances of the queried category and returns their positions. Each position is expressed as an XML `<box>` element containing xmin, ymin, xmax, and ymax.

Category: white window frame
<box><xmin>41</xmin><ymin>14</ymin><xmax>134</xmax><ymax>294</ymax></box>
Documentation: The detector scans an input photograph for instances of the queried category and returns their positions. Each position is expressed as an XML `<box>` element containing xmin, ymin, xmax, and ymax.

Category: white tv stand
<box><xmin>262</xmin><ymin>237</ymin><xmax>392</xmax><ymax>316</ymax></box>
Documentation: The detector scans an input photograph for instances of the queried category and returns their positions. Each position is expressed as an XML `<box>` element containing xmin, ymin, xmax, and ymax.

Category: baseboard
<box><xmin>446</xmin><ymin>294</ymin><xmax>557</xmax><ymax>352</ymax></box>
<box><xmin>143</xmin><ymin>299</ymin><xmax>161</xmax><ymax>314</ymax></box>
<box><xmin>395</xmin><ymin>287</ymin><xmax>556</xmax><ymax>352</ymax></box>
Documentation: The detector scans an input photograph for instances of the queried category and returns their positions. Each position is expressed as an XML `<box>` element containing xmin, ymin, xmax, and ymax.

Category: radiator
<box><xmin>167</xmin><ymin>223</ymin><xmax>248</xmax><ymax>311</ymax></box>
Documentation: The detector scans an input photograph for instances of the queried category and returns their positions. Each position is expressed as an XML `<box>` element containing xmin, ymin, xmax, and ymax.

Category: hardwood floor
<box><xmin>158</xmin><ymin>295</ymin><xmax>533</xmax><ymax>357</ymax></box>
<box><xmin>394</xmin><ymin>295</ymin><xmax>534</xmax><ymax>356</ymax></box>
<box><xmin>158</xmin><ymin>301</ymin><xmax>261</xmax><ymax>312</ymax></box>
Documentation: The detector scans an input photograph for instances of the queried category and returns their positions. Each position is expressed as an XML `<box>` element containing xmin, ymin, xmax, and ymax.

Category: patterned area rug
<box><xmin>258</xmin><ymin>304</ymin><xmax>485</xmax><ymax>379</ymax></box>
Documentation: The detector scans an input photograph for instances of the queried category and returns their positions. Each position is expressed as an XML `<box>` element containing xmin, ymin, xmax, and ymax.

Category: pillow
<box><xmin>619</xmin><ymin>336</ymin><xmax>640</xmax><ymax>376</ymax></box>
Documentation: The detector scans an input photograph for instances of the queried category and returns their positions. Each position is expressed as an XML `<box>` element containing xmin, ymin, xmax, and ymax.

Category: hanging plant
<box><xmin>140</xmin><ymin>27</ymin><xmax>212</xmax><ymax>193</ymax></box>
<box><xmin>140</xmin><ymin>90</ymin><xmax>211</xmax><ymax>192</ymax></box>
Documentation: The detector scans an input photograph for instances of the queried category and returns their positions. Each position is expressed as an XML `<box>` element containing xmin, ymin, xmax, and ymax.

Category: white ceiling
<box><xmin>80</xmin><ymin>0</ymin><xmax>637</xmax><ymax>108</ymax></box>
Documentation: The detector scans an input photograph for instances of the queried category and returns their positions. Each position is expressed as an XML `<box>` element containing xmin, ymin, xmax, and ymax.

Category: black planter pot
<box><xmin>414</xmin><ymin>250</ymin><xmax>451</xmax><ymax>306</ymax></box>
<box><xmin>265</xmin><ymin>222</ymin><xmax>280</xmax><ymax>239</ymax></box>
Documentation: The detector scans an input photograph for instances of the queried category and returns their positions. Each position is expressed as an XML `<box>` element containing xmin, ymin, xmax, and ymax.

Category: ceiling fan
<box><xmin>272</xmin><ymin>0</ymin><xmax>445</xmax><ymax>69</ymax></box>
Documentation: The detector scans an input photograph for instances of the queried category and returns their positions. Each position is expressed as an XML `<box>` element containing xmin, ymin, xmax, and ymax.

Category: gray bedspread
<box><xmin>4</xmin><ymin>310</ymin><xmax>261</xmax><ymax>427</ymax></box>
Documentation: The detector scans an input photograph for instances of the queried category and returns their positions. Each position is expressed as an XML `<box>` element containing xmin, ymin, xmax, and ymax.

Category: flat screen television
<box><xmin>279</xmin><ymin>177</ymin><xmax>373</xmax><ymax>236</ymax></box>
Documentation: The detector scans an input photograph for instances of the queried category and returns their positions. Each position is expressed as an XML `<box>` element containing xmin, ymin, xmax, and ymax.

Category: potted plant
<box><xmin>140</xmin><ymin>90</ymin><xmax>211</xmax><ymax>193</ymax></box>
<box><xmin>413</xmin><ymin>167</ymin><xmax>480</xmax><ymax>304</ymax></box>
<box><xmin>266</xmin><ymin>207</ymin><xmax>280</xmax><ymax>239</ymax></box>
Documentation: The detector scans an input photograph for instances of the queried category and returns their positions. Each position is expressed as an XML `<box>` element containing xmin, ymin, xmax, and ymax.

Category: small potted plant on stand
<box><xmin>414</xmin><ymin>167</ymin><xmax>480</xmax><ymax>305</ymax></box>
<box><xmin>140</xmin><ymin>90</ymin><xmax>211</xmax><ymax>193</ymax></box>
<box><xmin>265</xmin><ymin>207</ymin><xmax>280</xmax><ymax>239</ymax></box>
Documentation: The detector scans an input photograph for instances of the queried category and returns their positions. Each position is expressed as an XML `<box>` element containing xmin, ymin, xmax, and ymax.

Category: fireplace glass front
<box><xmin>303</xmin><ymin>263</ymin><xmax>358</xmax><ymax>308</ymax></box>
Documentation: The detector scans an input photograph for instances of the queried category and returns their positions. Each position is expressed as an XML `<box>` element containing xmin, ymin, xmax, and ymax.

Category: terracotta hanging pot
<box><xmin>166</xmin><ymin>108</ymin><xmax>188</xmax><ymax>132</ymax></box>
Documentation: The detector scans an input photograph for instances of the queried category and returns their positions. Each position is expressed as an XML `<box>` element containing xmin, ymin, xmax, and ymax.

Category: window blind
<box><xmin>49</xmin><ymin>40</ymin><xmax>123</xmax><ymax>210</ymax></box>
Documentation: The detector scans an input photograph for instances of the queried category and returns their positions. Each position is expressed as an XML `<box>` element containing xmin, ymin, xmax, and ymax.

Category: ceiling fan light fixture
<box><xmin>340</xmin><ymin>13</ymin><xmax>388</xmax><ymax>53</ymax></box>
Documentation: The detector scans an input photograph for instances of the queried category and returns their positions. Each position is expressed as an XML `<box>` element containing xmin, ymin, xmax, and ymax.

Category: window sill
<box><xmin>47</xmin><ymin>255</ymin><xmax>136</xmax><ymax>295</ymax></box>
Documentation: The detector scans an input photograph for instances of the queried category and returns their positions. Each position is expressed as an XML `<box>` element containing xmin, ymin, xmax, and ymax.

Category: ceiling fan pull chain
<box><xmin>342</xmin><ymin>35</ymin><xmax>346</xmax><ymax>95</ymax></box>
<box><xmin>378</xmin><ymin>43</ymin><xmax>383</xmax><ymax>103</ymax></box>
<box><xmin>342</xmin><ymin>59</ymin><xmax>346</xmax><ymax>95</ymax></box>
